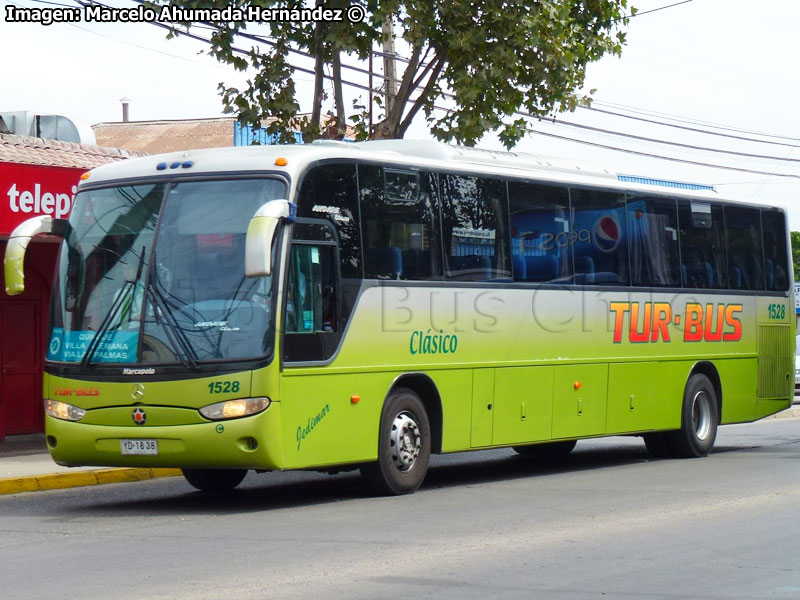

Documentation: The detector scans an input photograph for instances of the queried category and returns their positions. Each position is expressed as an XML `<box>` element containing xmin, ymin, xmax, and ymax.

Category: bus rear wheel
<box><xmin>361</xmin><ymin>387</ymin><xmax>431</xmax><ymax>496</ymax></box>
<box><xmin>513</xmin><ymin>440</ymin><xmax>577</xmax><ymax>458</ymax></box>
<box><xmin>667</xmin><ymin>373</ymin><xmax>719</xmax><ymax>458</ymax></box>
<box><xmin>182</xmin><ymin>468</ymin><xmax>247</xmax><ymax>492</ymax></box>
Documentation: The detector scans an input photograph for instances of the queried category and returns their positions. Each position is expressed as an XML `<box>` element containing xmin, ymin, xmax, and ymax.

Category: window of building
<box><xmin>508</xmin><ymin>181</ymin><xmax>572</xmax><ymax>283</ymax></box>
<box><xmin>440</xmin><ymin>175</ymin><xmax>510</xmax><ymax>281</ymax></box>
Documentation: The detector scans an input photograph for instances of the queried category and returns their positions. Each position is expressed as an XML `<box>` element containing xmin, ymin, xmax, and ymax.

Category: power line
<box><xmin>625</xmin><ymin>0</ymin><xmax>695</xmax><ymax>19</ymax></box>
<box><xmin>521</xmin><ymin>124</ymin><xmax>800</xmax><ymax>180</ymax></box>
<box><xmin>540</xmin><ymin>115</ymin><xmax>800</xmax><ymax>163</ymax></box>
<box><xmin>52</xmin><ymin>0</ymin><xmax>800</xmax><ymax>179</ymax></box>
<box><xmin>589</xmin><ymin>100</ymin><xmax>800</xmax><ymax>142</ymax></box>
<box><xmin>580</xmin><ymin>105</ymin><xmax>800</xmax><ymax>147</ymax></box>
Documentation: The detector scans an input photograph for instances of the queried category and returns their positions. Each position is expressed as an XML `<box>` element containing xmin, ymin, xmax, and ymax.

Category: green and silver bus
<box><xmin>4</xmin><ymin>140</ymin><xmax>794</xmax><ymax>494</ymax></box>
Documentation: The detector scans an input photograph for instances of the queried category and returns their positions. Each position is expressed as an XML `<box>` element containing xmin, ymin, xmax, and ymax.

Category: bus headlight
<box><xmin>199</xmin><ymin>397</ymin><xmax>271</xmax><ymax>420</ymax></box>
<box><xmin>45</xmin><ymin>399</ymin><xmax>86</xmax><ymax>422</ymax></box>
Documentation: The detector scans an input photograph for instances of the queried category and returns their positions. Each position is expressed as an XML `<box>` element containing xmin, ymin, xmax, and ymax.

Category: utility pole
<box><xmin>381</xmin><ymin>16</ymin><xmax>397</xmax><ymax>115</ymax></box>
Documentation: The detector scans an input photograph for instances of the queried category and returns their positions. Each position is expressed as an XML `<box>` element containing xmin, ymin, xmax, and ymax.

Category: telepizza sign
<box><xmin>0</xmin><ymin>162</ymin><xmax>81</xmax><ymax>236</ymax></box>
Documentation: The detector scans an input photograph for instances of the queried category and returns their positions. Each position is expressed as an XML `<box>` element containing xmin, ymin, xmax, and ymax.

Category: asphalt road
<box><xmin>1</xmin><ymin>418</ymin><xmax>799</xmax><ymax>600</ymax></box>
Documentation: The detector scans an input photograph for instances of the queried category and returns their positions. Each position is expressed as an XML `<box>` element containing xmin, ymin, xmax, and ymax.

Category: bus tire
<box><xmin>182</xmin><ymin>468</ymin><xmax>247</xmax><ymax>492</ymax></box>
<box><xmin>667</xmin><ymin>373</ymin><xmax>719</xmax><ymax>458</ymax></box>
<box><xmin>360</xmin><ymin>388</ymin><xmax>431</xmax><ymax>496</ymax></box>
<box><xmin>513</xmin><ymin>440</ymin><xmax>576</xmax><ymax>458</ymax></box>
<box><xmin>643</xmin><ymin>432</ymin><xmax>673</xmax><ymax>458</ymax></box>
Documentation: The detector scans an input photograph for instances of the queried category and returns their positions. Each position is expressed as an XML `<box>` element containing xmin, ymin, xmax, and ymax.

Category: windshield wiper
<box><xmin>146</xmin><ymin>283</ymin><xmax>198</xmax><ymax>369</ymax></box>
<box><xmin>79</xmin><ymin>248</ymin><xmax>146</xmax><ymax>370</ymax></box>
<box><xmin>79</xmin><ymin>283</ymin><xmax>133</xmax><ymax>370</ymax></box>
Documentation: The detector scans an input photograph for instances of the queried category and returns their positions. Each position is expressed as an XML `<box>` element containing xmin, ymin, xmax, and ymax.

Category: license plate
<box><xmin>120</xmin><ymin>439</ymin><xmax>158</xmax><ymax>455</ymax></box>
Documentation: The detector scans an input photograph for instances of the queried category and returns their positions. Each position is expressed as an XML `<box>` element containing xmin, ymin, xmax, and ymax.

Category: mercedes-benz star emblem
<box><xmin>131</xmin><ymin>383</ymin><xmax>145</xmax><ymax>401</ymax></box>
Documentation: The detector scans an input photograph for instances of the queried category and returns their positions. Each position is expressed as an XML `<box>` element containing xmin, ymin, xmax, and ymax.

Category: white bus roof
<box><xmin>80</xmin><ymin>139</ymin><xmax>737</xmax><ymax>204</ymax></box>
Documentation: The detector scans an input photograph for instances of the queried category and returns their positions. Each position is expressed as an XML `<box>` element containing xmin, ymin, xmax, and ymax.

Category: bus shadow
<box><xmin>67</xmin><ymin>441</ymin><xmax>757</xmax><ymax>516</ymax></box>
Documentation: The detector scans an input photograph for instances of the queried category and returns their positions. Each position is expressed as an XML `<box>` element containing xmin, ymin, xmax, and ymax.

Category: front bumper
<box><xmin>45</xmin><ymin>403</ymin><xmax>284</xmax><ymax>470</ymax></box>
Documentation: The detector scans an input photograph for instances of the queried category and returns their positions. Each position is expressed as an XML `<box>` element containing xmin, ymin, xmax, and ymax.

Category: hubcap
<box><xmin>692</xmin><ymin>390</ymin><xmax>712</xmax><ymax>441</ymax></box>
<box><xmin>389</xmin><ymin>411</ymin><xmax>421</xmax><ymax>472</ymax></box>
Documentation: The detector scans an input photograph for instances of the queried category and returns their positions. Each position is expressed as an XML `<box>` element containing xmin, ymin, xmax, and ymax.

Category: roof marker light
<box><xmin>170</xmin><ymin>161</ymin><xmax>181</xmax><ymax>169</ymax></box>
<box><xmin>79</xmin><ymin>172</ymin><xmax>91</xmax><ymax>181</ymax></box>
<box><xmin>182</xmin><ymin>161</ymin><xmax>194</xmax><ymax>168</ymax></box>
<box><xmin>275</xmin><ymin>157</ymin><xmax>288</xmax><ymax>166</ymax></box>
<box><xmin>156</xmin><ymin>162</ymin><xmax>167</xmax><ymax>170</ymax></box>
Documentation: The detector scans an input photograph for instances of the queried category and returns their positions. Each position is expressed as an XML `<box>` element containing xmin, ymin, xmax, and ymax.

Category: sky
<box><xmin>2</xmin><ymin>0</ymin><xmax>800</xmax><ymax>227</ymax></box>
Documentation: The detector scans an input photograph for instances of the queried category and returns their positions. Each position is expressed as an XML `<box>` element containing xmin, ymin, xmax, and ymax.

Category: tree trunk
<box><xmin>331</xmin><ymin>50</ymin><xmax>346</xmax><ymax>140</ymax></box>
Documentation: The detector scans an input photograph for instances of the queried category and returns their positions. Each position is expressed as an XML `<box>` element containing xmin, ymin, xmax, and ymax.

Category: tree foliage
<box><xmin>148</xmin><ymin>0</ymin><xmax>632</xmax><ymax>147</ymax></box>
<box><xmin>791</xmin><ymin>231</ymin><xmax>800</xmax><ymax>281</ymax></box>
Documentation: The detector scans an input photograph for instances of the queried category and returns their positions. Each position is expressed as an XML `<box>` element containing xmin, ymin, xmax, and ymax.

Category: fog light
<box><xmin>45</xmin><ymin>399</ymin><xmax>85</xmax><ymax>422</ymax></box>
<box><xmin>199</xmin><ymin>397</ymin><xmax>270</xmax><ymax>421</ymax></box>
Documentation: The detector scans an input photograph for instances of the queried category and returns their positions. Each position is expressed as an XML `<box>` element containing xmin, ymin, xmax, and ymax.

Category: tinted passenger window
<box><xmin>296</xmin><ymin>164</ymin><xmax>362</xmax><ymax>279</ymax></box>
<box><xmin>627</xmin><ymin>196</ymin><xmax>680</xmax><ymax>287</ymax></box>
<box><xmin>761</xmin><ymin>210</ymin><xmax>790</xmax><ymax>291</ymax></box>
<box><xmin>724</xmin><ymin>206</ymin><xmax>764</xmax><ymax>290</ymax></box>
<box><xmin>440</xmin><ymin>175</ymin><xmax>510</xmax><ymax>281</ymax></box>
<box><xmin>508</xmin><ymin>182</ymin><xmax>571</xmax><ymax>282</ymax></box>
<box><xmin>359</xmin><ymin>165</ymin><xmax>441</xmax><ymax>280</ymax></box>
<box><xmin>570</xmin><ymin>188</ymin><xmax>629</xmax><ymax>285</ymax></box>
<box><xmin>678</xmin><ymin>201</ymin><xmax>727</xmax><ymax>289</ymax></box>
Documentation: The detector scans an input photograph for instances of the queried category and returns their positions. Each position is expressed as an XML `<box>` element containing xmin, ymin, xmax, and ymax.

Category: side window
<box><xmin>678</xmin><ymin>201</ymin><xmax>727</xmax><ymax>289</ymax></box>
<box><xmin>762</xmin><ymin>210</ymin><xmax>790</xmax><ymax>291</ymax></box>
<box><xmin>284</xmin><ymin>241</ymin><xmax>339</xmax><ymax>363</ymax></box>
<box><xmin>359</xmin><ymin>165</ymin><xmax>441</xmax><ymax>280</ymax></box>
<box><xmin>724</xmin><ymin>206</ymin><xmax>764</xmax><ymax>290</ymax></box>
<box><xmin>627</xmin><ymin>196</ymin><xmax>680</xmax><ymax>287</ymax></box>
<box><xmin>296</xmin><ymin>163</ymin><xmax>361</xmax><ymax>279</ymax></box>
<box><xmin>508</xmin><ymin>181</ymin><xmax>571</xmax><ymax>282</ymax></box>
<box><xmin>440</xmin><ymin>175</ymin><xmax>510</xmax><ymax>281</ymax></box>
<box><xmin>570</xmin><ymin>188</ymin><xmax>629</xmax><ymax>285</ymax></box>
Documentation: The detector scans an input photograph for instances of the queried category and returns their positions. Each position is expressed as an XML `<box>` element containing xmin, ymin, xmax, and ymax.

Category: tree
<box><xmin>791</xmin><ymin>231</ymin><xmax>800</xmax><ymax>281</ymax></box>
<box><xmin>147</xmin><ymin>0</ymin><xmax>632</xmax><ymax>147</ymax></box>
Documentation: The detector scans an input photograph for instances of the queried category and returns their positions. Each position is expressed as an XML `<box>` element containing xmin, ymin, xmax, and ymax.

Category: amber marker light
<box><xmin>80</xmin><ymin>172</ymin><xmax>91</xmax><ymax>181</ymax></box>
<box><xmin>351</xmin><ymin>395</ymin><xmax>361</xmax><ymax>404</ymax></box>
<box><xmin>275</xmin><ymin>157</ymin><xmax>288</xmax><ymax>166</ymax></box>
<box><xmin>574</xmin><ymin>381</ymin><xmax>582</xmax><ymax>390</ymax></box>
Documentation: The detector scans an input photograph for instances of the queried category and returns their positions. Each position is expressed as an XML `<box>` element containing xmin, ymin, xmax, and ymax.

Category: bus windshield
<box><xmin>47</xmin><ymin>178</ymin><xmax>286</xmax><ymax>366</ymax></box>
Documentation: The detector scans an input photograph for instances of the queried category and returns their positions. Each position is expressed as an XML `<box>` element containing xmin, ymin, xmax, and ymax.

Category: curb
<box><xmin>0</xmin><ymin>467</ymin><xmax>181</xmax><ymax>496</ymax></box>
<box><xmin>770</xmin><ymin>406</ymin><xmax>800</xmax><ymax>420</ymax></box>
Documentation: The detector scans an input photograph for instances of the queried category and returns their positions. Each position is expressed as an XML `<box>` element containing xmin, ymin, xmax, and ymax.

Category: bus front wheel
<box><xmin>182</xmin><ymin>468</ymin><xmax>247</xmax><ymax>492</ymax></box>
<box><xmin>668</xmin><ymin>373</ymin><xmax>719</xmax><ymax>458</ymax></box>
<box><xmin>361</xmin><ymin>388</ymin><xmax>431</xmax><ymax>496</ymax></box>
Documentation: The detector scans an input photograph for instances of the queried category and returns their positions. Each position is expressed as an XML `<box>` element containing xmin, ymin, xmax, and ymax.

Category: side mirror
<box><xmin>245</xmin><ymin>200</ymin><xmax>296</xmax><ymax>277</ymax></box>
<box><xmin>4</xmin><ymin>215</ymin><xmax>70</xmax><ymax>295</ymax></box>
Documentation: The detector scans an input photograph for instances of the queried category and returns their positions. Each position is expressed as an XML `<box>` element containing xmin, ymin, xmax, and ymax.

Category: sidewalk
<box><xmin>0</xmin><ymin>434</ymin><xmax>180</xmax><ymax>495</ymax></box>
<box><xmin>1</xmin><ymin>401</ymin><xmax>798</xmax><ymax>496</ymax></box>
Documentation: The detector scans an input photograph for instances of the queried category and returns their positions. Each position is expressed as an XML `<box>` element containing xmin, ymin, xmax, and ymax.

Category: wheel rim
<box><xmin>691</xmin><ymin>390</ymin><xmax>712</xmax><ymax>441</ymax></box>
<box><xmin>389</xmin><ymin>411</ymin><xmax>421</xmax><ymax>472</ymax></box>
